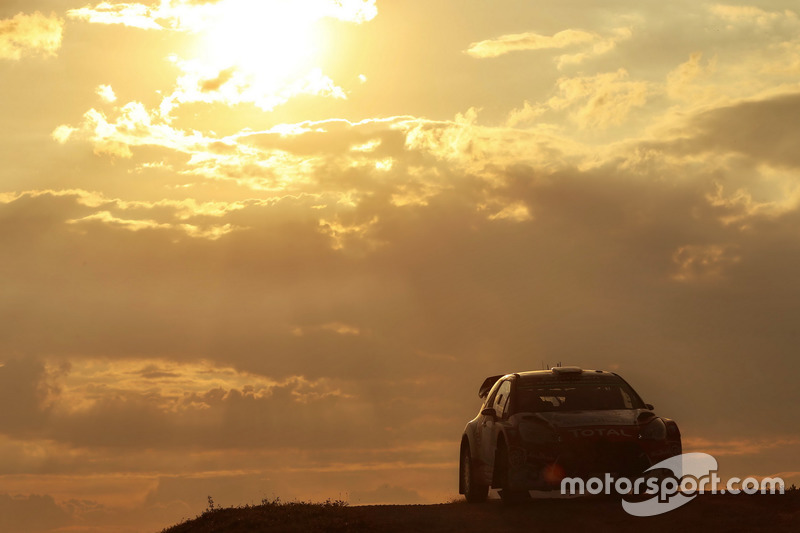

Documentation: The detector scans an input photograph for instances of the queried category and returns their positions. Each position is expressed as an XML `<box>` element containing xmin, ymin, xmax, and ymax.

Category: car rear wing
<box><xmin>478</xmin><ymin>375</ymin><xmax>504</xmax><ymax>398</ymax></box>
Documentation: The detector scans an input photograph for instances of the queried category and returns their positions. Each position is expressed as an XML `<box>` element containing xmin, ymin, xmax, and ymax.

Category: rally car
<box><xmin>458</xmin><ymin>367</ymin><xmax>682</xmax><ymax>502</ymax></box>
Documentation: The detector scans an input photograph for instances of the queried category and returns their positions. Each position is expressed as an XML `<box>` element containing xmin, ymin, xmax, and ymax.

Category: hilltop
<box><xmin>161</xmin><ymin>491</ymin><xmax>799</xmax><ymax>532</ymax></box>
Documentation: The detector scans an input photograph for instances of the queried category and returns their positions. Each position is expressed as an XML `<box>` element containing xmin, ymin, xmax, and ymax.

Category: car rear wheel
<box><xmin>460</xmin><ymin>444</ymin><xmax>488</xmax><ymax>503</ymax></box>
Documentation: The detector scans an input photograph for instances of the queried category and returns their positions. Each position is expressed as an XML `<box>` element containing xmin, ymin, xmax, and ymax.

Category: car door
<box><xmin>478</xmin><ymin>379</ymin><xmax>512</xmax><ymax>471</ymax></box>
<box><xmin>473</xmin><ymin>387</ymin><xmax>495</xmax><ymax>468</ymax></box>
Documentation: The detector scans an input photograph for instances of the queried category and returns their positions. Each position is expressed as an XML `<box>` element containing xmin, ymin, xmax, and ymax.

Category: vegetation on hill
<box><xmin>161</xmin><ymin>489</ymin><xmax>799</xmax><ymax>533</ymax></box>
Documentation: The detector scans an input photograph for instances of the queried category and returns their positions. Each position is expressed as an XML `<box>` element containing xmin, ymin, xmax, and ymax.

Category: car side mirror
<box><xmin>481</xmin><ymin>407</ymin><xmax>496</xmax><ymax>417</ymax></box>
<box><xmin>646</xmin><ymin>403</ymin><xmax>654</xmax><ymax>410</ymax></box>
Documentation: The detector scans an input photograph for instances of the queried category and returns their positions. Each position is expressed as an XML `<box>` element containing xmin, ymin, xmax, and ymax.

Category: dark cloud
<box><xmin>673</xmin><ymin>92</ymin><xmax>800</xmax><ymax>168</ymax></box>
<box><xmin>200</xmin><ymin>67</ymin><xmax>236</xmax><ymax>92</ymax></box>
<box><xmin>0</xmin><ymin>358</ymin><xmax>52</xmax><ymax>434</ymax></box>
<box><xmin>3</xmin><ymin>132</ymin><xmax>800</xmax><ymax>457</ymax></box>
<box><xmin>0</xmin><ymin>494</ymin><xmax>71</xmax><ymax>532</ymax></box>
<box><xmin>46</xmin><ymin>381</ymin><xmax>382</xmax><ymax>450</ymax></box>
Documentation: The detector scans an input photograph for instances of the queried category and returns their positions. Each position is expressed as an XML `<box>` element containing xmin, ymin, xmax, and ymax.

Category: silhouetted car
<box><xmin>458</xmin><ymin>367</ymin><xmax>682</xmax><ymax>502</ymax></box>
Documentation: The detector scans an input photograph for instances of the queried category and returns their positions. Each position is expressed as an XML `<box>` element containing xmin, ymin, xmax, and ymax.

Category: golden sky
<box><xmin>2</xmin><ymin>0</ymin><xmax>800</xmax><ymax>530</ymax></box>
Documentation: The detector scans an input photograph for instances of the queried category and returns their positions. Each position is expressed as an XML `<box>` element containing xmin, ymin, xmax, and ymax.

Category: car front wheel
<box><xmin>495</xmin><ymin>442</ymin><xmax>530</xmax><ymax>504</ymax></box>
<box><xmin>460</xmin><ymin>443</ymin><xmax>488</xmax><ymax>503</ymax></box>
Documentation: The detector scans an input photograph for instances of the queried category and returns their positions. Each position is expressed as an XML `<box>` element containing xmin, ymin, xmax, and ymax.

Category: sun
<box><xmin>166</xmin><ymin>0</ymin><xmax>374</xmax><ymax>112</ymax></box>
<box><xmin>196</xmin><ymin>0</ymin><xmax>321</xmax><ymax>91</ymax></box>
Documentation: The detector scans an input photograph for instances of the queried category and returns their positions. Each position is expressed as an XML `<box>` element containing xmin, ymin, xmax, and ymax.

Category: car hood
<box><xmin>524</xmin><ymin>409</ymin><xmax>649</xmax><ymax>428</ymax></box>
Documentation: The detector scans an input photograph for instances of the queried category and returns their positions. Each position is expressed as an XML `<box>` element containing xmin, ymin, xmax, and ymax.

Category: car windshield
<box><xmin>514</xmin><ymin>380</ymin><xmax>644</xmax><ymax>412</ymax></box>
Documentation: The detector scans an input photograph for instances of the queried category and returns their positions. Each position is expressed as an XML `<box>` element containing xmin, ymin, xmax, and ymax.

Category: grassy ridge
<box><xmin>161</xmin><ymin>491</ymin><xmax>799</xmax><ymax>533</ymax></box>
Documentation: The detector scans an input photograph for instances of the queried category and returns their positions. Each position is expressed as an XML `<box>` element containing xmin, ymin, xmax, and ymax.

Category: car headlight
<box><xmin>639</xmin><ymin>418</ymin><xmax>667</xmax><ymax>440</ymax></box>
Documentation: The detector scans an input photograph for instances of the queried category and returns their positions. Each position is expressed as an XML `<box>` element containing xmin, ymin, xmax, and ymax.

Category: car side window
<box><xmin>620</xmin><ymin>387</ymin><xmax>634</xmax><ymax>409</ymax></box>
<box><xmin>493</xmin><ymin>380</ymin><xmax>511</xmax><ymax>418</ymax></box>
<box><xmin>483</xmin><ymin>382</ymin><xmax>501</xmax><ymax>411</ymax></box>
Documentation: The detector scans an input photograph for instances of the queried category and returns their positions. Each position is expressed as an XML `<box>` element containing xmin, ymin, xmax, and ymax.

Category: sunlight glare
<box><xmin>198</xmin><ymin>0</ymin><xmax>321</xmax><ymax>91</ymax></box>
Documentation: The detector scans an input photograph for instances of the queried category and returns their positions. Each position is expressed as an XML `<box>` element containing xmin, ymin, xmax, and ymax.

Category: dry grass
<box><xmin>160</xmin><ymin>490</ymin><xmax>799</xmax><ymax>533</ymax></box>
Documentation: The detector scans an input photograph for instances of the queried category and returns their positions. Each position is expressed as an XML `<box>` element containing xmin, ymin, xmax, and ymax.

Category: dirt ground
<box><xmin>161</xmin><ymin>491</ymin><xmax>799</xmax><ymax>533</ymax></box>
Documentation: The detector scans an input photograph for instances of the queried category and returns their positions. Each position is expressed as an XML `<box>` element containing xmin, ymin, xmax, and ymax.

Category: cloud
<box><xmin>164</xmin><ymin>62</ymin><xmax>347</xmax><ymax>112</ymax></box>
<box><xmin>555</xmin><ymin>27</ymin><xmax>633</xmax><ymax>69</ymax></box>
<box><xmin>11</xmin><ymin>92</ymin><xmax>800</xmax><ymax>452</ymax></box>
<box><xmin>95</xmin><ymin>84</ymin><xmax>117</xmax><ymax>103</ymax></box>
<box><xmin>466</xmin><ymin>29</ymin><xmax>597</xmax><ymax>58</ymax></box>
<box><xmin>67</xmin><ymin>2</ymin><xmax>172</xmax><ymax>30</ymax></box>
<box><xmin>67</xmin><ymin>0</ymin><xmax>378</xmax><ymax>32</ymax></box>
<box><xmin>506</xmin><ymin>100</ymin><xmax>546</xmax><ymax>128</ymax></box>
<box><xmin>57</xmin><ymin>101</ymin><xmax>212</xmax><ymax>158</ymax></box>
<box><xmin>51</xmin><ymin>125</ymin><xmax>77</xmax><ymax>144</ymax></box>
<box><xmin>0</xmin><ymin>11</ymin><xmax>63</xmax><ymax>60</ymax></box>
<box><xmin>0</xmin><ymin>358</ymin><xmax>56</xmax><ymax>434</ymax></box>
<box><xmin>669</xmin><ymin>91</ymin><xmax>800</xmax><ymax>169</ymax></box>
<box><xmin>666</xmin><ymin>52</ymin><xmax>717</xmax><ymax>100</ymax></box>
<box><xmin>671</xmin><ymin>244</ymin><xmax>741</xmax><ymax>282</ymax></box>
<box><xmin>465</xmin><ymin>26</ymin><xmax>631</xmax><ymax>68</ymax></box>
<box><xmin>0</xmin><ymin>353</ymin><xmax>369</xmax><ymax>453</ymax></box>
<box><xmin>323</xmin><ymin>0</ymin><xmax>377</xmax><ymax>23</ymax></box>
<box><xmin>69</xmin><ymin>209</ymin><xmax>222</xmax><ymax>236</ymax></box>
<box><xmin>199</xmin><ymin>66</ymin><xmax>236</xmax><ymax>92</ymax></box>
<box><xmin>487</xmin><ymin>201</ymin><xmax>533</xmax><ymax>222</ymax></box>
<box><xmin>709</xmin><ymin>4</ymin><xmax>799</xmax><ymax>30</ymax></box>
<box><xmin>36</xmin><ymin>358</ymin><xmax>358</xmax><ymax>449</ymax></box>
<box><xmin>0</xmin><ymin>189</ymin><xmax>251</xmax><ymax>242</ymax></box>
<box><xmin>0</xmin><ymin>494</ymin><xmax>71</xmax><ymax>532</ymax></box>
<box><xmin>548</xmin><ymin>69</ymin><xmax>649</xmax><ymax>129</ymax></box>
<box><xmin>57</xmin><ymin>110</ymin><xmax>474</xmax><ymax>194</ymax></box>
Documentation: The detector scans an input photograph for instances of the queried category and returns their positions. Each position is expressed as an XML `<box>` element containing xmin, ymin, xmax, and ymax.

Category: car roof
<box><xmin>515</xmin><ymin>369</ymin><xmax>623</xmax><ymax>382</ymax></box>
<box><xmin>479</xmin><ymin>368</ymin><xmax>623</xmax><ymax>397</ymax></box>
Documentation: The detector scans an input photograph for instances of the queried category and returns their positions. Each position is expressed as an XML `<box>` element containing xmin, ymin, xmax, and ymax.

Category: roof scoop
<box><xmin>551</xmin><ymin>366</ymin><xmax>583</xmax><ymax>374</ymax></box>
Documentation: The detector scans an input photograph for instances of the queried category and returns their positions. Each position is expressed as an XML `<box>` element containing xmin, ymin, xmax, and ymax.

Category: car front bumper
<box><xmin>505</xmin><ymin>437</ymin><xmax>682</xmax><ymax>491</ymax></box>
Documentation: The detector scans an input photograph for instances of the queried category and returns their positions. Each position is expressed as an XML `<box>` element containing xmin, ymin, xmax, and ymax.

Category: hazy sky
<box><xmin>2</xmin><ymin>0</ymin><xmax>800</xmax><ymax>531</ymax></box>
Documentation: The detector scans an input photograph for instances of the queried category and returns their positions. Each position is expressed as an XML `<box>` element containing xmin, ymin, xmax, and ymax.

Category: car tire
<box><xmin>495</xmin><ymin>442</ymin><xmax>530</xmax><ymax>504</ymax></box>
<box><xmin>460</xmin><ymin>444</ymin><xmax>488</xmax><ymax>503</ymax></box>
